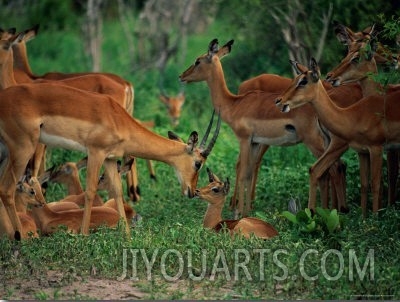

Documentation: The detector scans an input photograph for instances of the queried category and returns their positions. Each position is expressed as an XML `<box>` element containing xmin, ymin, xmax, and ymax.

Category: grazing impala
<box><xmin>276</xmin><ymin>57</ymin><xmax>400</xmax><ymax>216</ymax></box>
<box><xmin>0</xmin><ymin>33</ymin><xmax>220</xmax><ymax>237</ymax></box>
<box><xmin>0</xmin><ymin>25</ymin><xmax>150</xmax><ymax>203</ymax></box>
<box><xmin>194</xmin><ymin>167</ymin><xmax>278</xmax><ymax>239</ymax></box>
<box><xmin>180</xmin><ymin>39</ymin><xmax>362</xmax><ymax>218</ymax></box>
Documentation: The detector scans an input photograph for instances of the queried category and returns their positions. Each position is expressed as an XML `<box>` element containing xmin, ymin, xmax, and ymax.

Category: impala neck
<box><xmin>358</xmin><ymin>58</ymin><xmax>380</xmax><ymax>97</ymax></box>
<box><xmin>12</xmin><ymin>42</ymin><xmax>35</xmax><ymax>78</ymax></box>
<box><xmin>65</xmin><ymin>176</ymin><xmax>84</xmax><ymax>195</ymax></box>
<box><xmin>123</xmin><ymin>126</ymin><xmax>187</xmax><ymax>166</ymax></box>
<box><xmin>311</xmin><ymin>82</ymin><xmax>355</xmax><ymax>140</ymax></box>
<box><xmin>203</xmin><ymin>201</ymin><xmax>224</xmax><ymax>229</ymax></box>
<box><xmin>358</xmin><ymin>74</ymin><xmax>380</xmax><ymax>97</ymax></box>
<box><xmin>0</xmin><ymin>49</ymin><xmax>17</xmax><ymax>89</ymax></box>
<box><xmin>206</xmin><ymin>56</ymin><xmax>238</xmax><ymax>124</ymax></box>
<box><xmin>15</xmin><ymin>195</ymin><xmax>28</xmax><ymax>213</ymax></box>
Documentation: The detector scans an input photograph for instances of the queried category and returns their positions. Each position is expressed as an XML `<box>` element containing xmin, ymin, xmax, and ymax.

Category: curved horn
<box><xmin>201</xmin><ymin>110</ymin><xmax>221</xmax><ymax>158</ymax></box>
<box><xmin>199</xmin><ymin>109</ymin><xmax>215</xmax><ymax>149</ymax></box>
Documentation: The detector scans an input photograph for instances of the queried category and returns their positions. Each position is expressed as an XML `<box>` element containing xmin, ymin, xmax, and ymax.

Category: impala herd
<box><xmin>0</xmin><ymin>21</ymin><xmax>398</xmax><ymax>241</ymax></box>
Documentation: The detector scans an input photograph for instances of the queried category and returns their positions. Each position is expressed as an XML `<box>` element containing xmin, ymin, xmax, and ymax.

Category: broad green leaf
<box><xmin>282</xmin><ymin>211</ymin><xmax>298</xmax><ymax>224</ymax></box>
<box><xmin>326</xmin><ymin>209</ymin><xmax>340</xmax><ymax>233</ymax></box>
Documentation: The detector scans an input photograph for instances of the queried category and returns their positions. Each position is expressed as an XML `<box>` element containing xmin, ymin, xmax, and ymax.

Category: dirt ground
<box><xmin>1</xmin><ymin>269</ymin><xmax>243</xmax><ymax>300</ymax></box>
<box><xmin>2</xmin><ymin>270</ymin><xmax>146</xmax><ymax>300</ymax></box>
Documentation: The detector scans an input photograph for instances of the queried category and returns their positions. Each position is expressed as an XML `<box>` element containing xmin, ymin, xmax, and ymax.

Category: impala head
<box><xmin>0</xmin><ymin>27</ymin><xmax>16</xmax><ymax>40</ymax></box>
<box><xmin>333</xmin><ymin>20</ymin><xmax>375</xmax><ymax>47</ymax></box>
<box><xmin>169</xmin><ymin>110</ymin><xmax>221</xmax><ymax>198</ymax></box>
<box><xmin>159</xmin><ymin>91</ymin><xmax>185</xmax><ymax>126</ymax></box>
<box><xmin>0</xmin><ymin>29</ymin><xmax>24</xmax><ymax>67</ymax></box>
<box><xmin>15</xmin><ymin>177</ymin><xmax>46</xmax><ymax>208</ymax></box>
<box><xmin>42</xmin><ymin>157</ymin><xmax>87</xmax><ymax>185</ymax></box>
<box><xmin>194</xmin><ymin>167</ymin><xmax>230</xmax><ymax>205</ymax></box>
<box><xmin>179</xmin><ymin>38</ymin><xmax>234</xmax><ymax>83</ymax></box>
<box><xmin>326</xmin><ymin>41</ymin><xmax>377</xmax><ymax>86</ymax></box>
<box><xmin>275</xmin><ymin>58</ymin><xmax>320</xmax><ymax>113</ymax></box>
<box><xmin>333</xmin><ymin>20</ymin><xmax>399</xmax><ymax>70</ymax></box>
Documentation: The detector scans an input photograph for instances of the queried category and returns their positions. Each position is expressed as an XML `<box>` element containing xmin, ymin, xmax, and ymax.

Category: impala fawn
<box><xmin>195</xmin><ymin>168</ymin><xmax>278</xmax><ymax>240</ymax></box>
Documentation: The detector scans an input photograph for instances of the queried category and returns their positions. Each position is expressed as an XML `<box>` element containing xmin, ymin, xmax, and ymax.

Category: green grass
<box><xmin>1</xmin><ymin>143</ymin><xmax>400</xmax><ymax>299</ymax></box>
<box><xmin>0</xmin><ymin>18</ymin><xmax>399</xmax><ymax>300</ymax></box>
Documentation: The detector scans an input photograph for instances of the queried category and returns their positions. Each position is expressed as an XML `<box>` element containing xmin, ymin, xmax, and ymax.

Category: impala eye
<box><xmin>297</xmin><ymin>77</ymin><xmax>308</xmax><ymax>87</ymax></box>
<box><xmin>211</xmin><ymin>187</ymin><xmax>220</xmax><ymax>193</ymax></box>
<box><xmin>195</xmin><ymin>161</ymin><xmax>202</xmax><ymax>170</ymax></box>
<box><xmin>195</xmin><ymin>59</ymin><xmax>200</xmax><ymax>66</ymax></box>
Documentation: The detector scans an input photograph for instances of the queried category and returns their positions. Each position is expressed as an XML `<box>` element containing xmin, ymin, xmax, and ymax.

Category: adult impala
<box><xmin>1</xmin><ymin>25</ymin><xmax>145</xmax><ymax>203</ymax></box>
<box><xmin>329</xmin><ymin>23</ymin><xmax>400</xmax><ymax>204</ymax></box>
<box><xmin>276</xmin><ymin>57</ymin><xmax>400</xmax><ymax>216</ymax></box>
<box><xmin>0</xmin><ymin>34</ymin><xmax>221</xmax><ymax>237</ymax></box>
<box><xmin>180</xmin><ymin>39</ymin><xmax>362</xmax><ymax>218</ymax></box>
<box><xmin>327</xmin><ymin>37</ymin><xmax>400</xmax><ymax>204</ymax></box>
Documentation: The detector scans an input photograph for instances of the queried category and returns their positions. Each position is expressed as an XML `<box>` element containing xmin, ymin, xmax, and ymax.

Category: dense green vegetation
<box><xmin>0</xmin><ymin>0</ymin><xmax>399</xmax><ymax>299</ymax></box>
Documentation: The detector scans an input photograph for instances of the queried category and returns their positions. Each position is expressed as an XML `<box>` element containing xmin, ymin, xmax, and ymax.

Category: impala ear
<box><xmin>206</xmin><ymin>167</ymin><xmax>215</xmax><ymax>183</ymax></box>
<box><xmin>159</xmin><ymin>94</ymin><xmax>170</xmax><ymax>106</ymax></box>
<box><xmin>168</xmin><ymin>131</ymin><xmax>183</xmax><ymax>142</ymax></box>
<box><xmin>333</xmin><ymin>21</ymin><xmax>355</xmax><ymax>48</ymax></box>
<box><xmin>186</xmin><ymin>131</ymin><xmax>199</xmax><ymax>152</ymax></box>
<box><xmin>16</xmin><ymin>181</ymin><xmax>24</xmax><ymax>192</ymax></box>
<box><xmin>218</xmin><ymin>39</ymin><xmax>234</xmax><ymax>59</ymax></box>
<box><xmin>309</xmin><ymin>58</ymin><xmax>320</xmax><ymax>82</ymax></box>
<box><xmin>290</xmin><ymin>60</ymin><xmax>307</xmax><ymax>75</ymax></box>
<box><xmin>208</xmin><ymin>38</ymin><xmax>219</xmax><ymax>59</ymax></box>
<box><xmin>223</xmin><ymin>177</ymin><xmax>230</xmax><ymax>195</ymax></box>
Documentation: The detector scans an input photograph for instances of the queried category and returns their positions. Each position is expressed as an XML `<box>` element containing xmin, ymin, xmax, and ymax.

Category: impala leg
<box><xmin>146</xmin><ymin>160</ymin><xmax>156</xmax><ymax>180</ymax></box>
<box><xmin>124</xmin><ymin>155</ymin><xmax>140</xmax><ymax>202</ymax></box>
<box><xmin>243</xmin><ymin>142</ymin><xmax>262</xmax><ymax>216</ymax></box>
<box><xmin>318</xmin><ymin>173</ymin><xmax>330</xmax><ymax>209</ymax></box>
<box><xmin>387</xmin><ymin>149</ymin><xmax>399</xmax><ymax>206</ymax></box>
<box><xmin>104</xmin><ymin>159</ymin><xmax>130</xmax><ymax>236</ymax></box>
<box><xmin>333</xmin><ymin>160</ymin><xmax>347</xmax><ymax>211</ymax></box>
<box><xmin>32</xmin><ymin>143</ymin><xmax>47</xmax><ymax>177</ymax></box>
<box><xmin>81</xmin><ymin>154</ymin><xmax>103</xmax><ymax>235</ymax></box>
<box><xmin>370</xmin><ymin>147</ymin><xmax>383</xmax><ymax>213</ymax></box>
<box><xmin>0</xmin><ymin>200</ymin><xmax>15</xmax><ymax>240</ymax></box>
<box><xmin>358</xmin><ymin>151</ymin><xmax>370</xmax><ymax>217</ymax></box>
<box><xmin>229</xmin><ymin>154</ymin><xmax>241</xmax><ymax>211</ymax></box>
<box><xmin>326</xmin><ymin>159</ymin><xmax>347</xmax><ymax>211</ymax></box>
<box><xmin>0</xmin><ymin>147</ymin><xmax>35</xmax><ymax>238</ymax></box>
<box><xmin>235</xmin><ymin>142</ymin><xmax>253</xmax><ymax>218</ymax></box>
<box><xmin>309</xmin><ymin>138</ymin><xmax>348</xmax><ymax>212</ymax></box>
<box><xmin>250</xmin><ymin>145</ymin><xmax>269</xmax><ymax>201</ymax></box>
<box><xmin>330</xmin><ymin>173</ymin><xmax>338</xmax><ymax>209</ymax></box>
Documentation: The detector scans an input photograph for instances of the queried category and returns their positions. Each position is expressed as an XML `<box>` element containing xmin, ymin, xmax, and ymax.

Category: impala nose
<box><xmin>187</xmin><ymin>186</ymin><xmax>194</xmax><ymax>198</ymax></box>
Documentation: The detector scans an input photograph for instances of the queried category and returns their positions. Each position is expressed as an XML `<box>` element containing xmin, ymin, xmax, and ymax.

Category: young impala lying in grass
<box><xmin>41</xmin><ymin>158</ymin><xmax>137</xmax><ymax>222</ymax></box>
<box><xmin>13</xmin><ymin>179</ymin><xmax>47</xmax><ymax>238</ymax></box>
<box><xmin>27</xmin><ymin>177</ymin><xmax>122</xmax><ymax>235</ymax></box>
<box><xmin>194</xmin><ymin>168</ymin><xmax>278</xmax><ymax>240</ymax></box>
